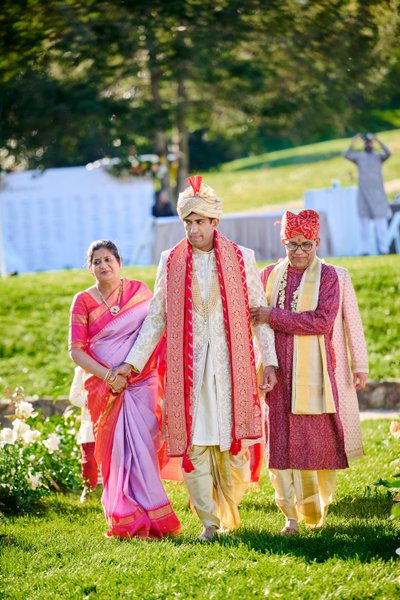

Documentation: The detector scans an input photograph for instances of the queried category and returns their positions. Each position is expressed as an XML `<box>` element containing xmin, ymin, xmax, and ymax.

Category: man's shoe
<box><xmin>198</xmin><ymin>525</ymin><xmax>218</xmax><ymax>542</ymax></box>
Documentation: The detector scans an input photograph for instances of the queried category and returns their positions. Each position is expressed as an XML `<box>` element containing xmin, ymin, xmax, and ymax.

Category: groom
<box><xmin>117</xmin><ymin>176</ymin><xmax>278</xmax><ymax>541</ymax></box>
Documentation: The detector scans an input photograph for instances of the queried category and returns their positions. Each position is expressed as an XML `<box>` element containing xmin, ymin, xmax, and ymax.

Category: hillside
<box><xmin>205</xmin><ymin>129</ymin><xmax>400</xmax><ymax>213</ymax></box>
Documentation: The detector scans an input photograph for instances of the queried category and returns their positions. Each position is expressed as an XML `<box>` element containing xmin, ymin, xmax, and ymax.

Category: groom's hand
<box><xmin>114</xmin><ymin>362</ymin><xmax>135</xmax><ymax>377</ymax></box>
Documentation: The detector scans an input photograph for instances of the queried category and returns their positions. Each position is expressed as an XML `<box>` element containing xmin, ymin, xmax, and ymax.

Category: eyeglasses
<box><xmin>284</xmin><ymin>241</ymin><xmax>315</xmax><ymax>253</ymax></box>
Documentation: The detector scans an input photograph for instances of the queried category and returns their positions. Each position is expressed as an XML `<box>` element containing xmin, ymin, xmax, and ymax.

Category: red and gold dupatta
<box><xmin>165</xmin><ymin>230</ymin><xmax>261</xmax><ymax>471</ymax></box>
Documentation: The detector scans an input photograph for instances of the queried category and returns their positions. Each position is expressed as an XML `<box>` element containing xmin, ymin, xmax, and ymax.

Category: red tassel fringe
<box><xmin>182</xmin><ymin>454</ymin><xmax>195</xmax><ymax>473</ymax></box>
<box><xmin>230</xmin><ymin>439</ymin><xmax>241</xmax><ymax>455</ymax></box>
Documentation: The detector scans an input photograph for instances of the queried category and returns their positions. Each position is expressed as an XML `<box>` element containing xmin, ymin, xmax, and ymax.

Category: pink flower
<box><xmin>390</xmin><ymin>421</ymin><xmax>400</xmax><ymax>439</ymax></box>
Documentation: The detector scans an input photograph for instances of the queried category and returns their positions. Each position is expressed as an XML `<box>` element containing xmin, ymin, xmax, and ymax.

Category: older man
<box><xmin>118</xmin><ymin>176</ymin><xmax>278</xmax><ymax>541</ymax></box>
<box><xmin>251</xmin><ymin>209</ymin><xmax>347</xmax><ymax>535</ymax></box>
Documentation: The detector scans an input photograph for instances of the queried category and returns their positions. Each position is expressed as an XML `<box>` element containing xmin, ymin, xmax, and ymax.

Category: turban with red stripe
<box><xmin>177</xmin><ymin>176</ymin><xmax>222</xmax><ymax>220</ymax></box>
<box><xmin>279</xmin><ymin>210</ymin><xmax>320</xmax><ymax>241</ymax></box>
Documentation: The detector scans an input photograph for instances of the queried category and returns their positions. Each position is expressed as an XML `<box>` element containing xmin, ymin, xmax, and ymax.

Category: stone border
<box><xmin>1</xmin><ymin>381</ymin><xmax>399</xmax><ymax>426</ymax></box>
<box><xmin>357</xmin><ymin>381</ymin><xmax>400</xmax><ymax>411</ymax></box>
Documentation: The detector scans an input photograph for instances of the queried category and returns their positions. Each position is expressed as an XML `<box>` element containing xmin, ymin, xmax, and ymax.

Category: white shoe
<box><xmin>198</xmin><ymin>525</ymin><xmax>218</xmax><ymax>542</ymax></box>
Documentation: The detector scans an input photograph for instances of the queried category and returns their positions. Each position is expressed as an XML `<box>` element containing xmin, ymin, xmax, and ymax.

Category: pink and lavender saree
<box><xmin>69</xmin><ymin>279</ymin><xmax>181</xmax><ymax>538</ymax></box>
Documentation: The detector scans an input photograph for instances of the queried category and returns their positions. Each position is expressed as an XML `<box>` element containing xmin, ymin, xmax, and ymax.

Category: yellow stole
<box><xmin>265</xmin><ymin>257</ymin><xmax>335</xmax><ymax>415</ymax></box>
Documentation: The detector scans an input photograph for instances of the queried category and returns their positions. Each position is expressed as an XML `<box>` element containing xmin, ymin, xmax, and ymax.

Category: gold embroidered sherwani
<box><xmin>126</xmin><ymin>245</ymin><xmax>277</xmax><ymax>450</ymax></box>
<box><xmin>126</xmin><ymin>244</ymin><xmax>277</xmax><ymax>529</ymax></box>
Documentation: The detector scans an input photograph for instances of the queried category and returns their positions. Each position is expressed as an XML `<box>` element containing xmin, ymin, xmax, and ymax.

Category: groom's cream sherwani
<box><xmin>126</xmin><ymin>245</ymin><xmax>277</xmax><ymax>451</ymax></box>
<box><xmin>126</xmin><ymin>242</ymin><xmax>277</xmax><ymax>531</ymax></box>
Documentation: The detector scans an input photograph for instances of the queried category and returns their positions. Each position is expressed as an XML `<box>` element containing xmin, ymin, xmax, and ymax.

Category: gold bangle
<box><xmin>103</xmin><ymin>368</ymin><xmax>111</xmax><ymax>382</ymax></box>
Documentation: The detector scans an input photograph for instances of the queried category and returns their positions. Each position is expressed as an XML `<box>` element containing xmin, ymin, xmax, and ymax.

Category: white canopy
<box><xmin>0</xmin><ymin>166</ymin><xmax>155</xmax><ymax>275</ymax></box>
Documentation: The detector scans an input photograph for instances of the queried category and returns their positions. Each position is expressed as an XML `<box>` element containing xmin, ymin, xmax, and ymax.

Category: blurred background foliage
<box><xmin>0</xmin><ymin>0</ymin><xmax>400</xmax><ymax>180</ymax></box>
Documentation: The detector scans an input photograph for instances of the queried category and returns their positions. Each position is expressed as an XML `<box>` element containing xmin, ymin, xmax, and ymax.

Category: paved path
<box><xmin>360</xmin><ymin>409</ymin><xmax>399</xmax><ymax>420</ymax></box>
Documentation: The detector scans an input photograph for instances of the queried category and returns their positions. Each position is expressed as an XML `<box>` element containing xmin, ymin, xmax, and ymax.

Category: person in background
<box><xmin>251</xmin><ymin>210</ymin><xmax>347</xmax><ymax>536</ymax></box>
<box><xmin>68</xmin><ymin>365</ymin><xmax>98</xmax><ymax>503</ymax></box>
<box><xmin>152</xmin><ymin>188</ymin><xmax>174</xmax><ymax>217</ymax></box>
<box><xmin>116</xmin><ymin>176</ymin><xmax>278</xmax><ymax>542</ymax></box>
<box><xmin>69</xmin><ymin>240</ymin><xmax>181</xmax><ymax>539</ymax></box>
<box><xmin>343</xmin><ymin>133</ymin><xmax>391</xmax><ymax>255</ymax></box>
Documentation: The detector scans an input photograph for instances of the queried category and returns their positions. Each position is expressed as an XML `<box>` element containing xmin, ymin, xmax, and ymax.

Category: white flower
<box><xmin>28</xmin><ymin>472</ymin><xmax>42</xmax><ymax>490</ymax></box>
<box><xmin>22</xmin><ymin>429</ymin><xmax>41</xmax><ymax>444</ymax></box>
<box><xmin>15</xmin><ymin>401</ymin><xmax>37</xmax><ymax>420</ymax></box>
<box><xmin>0</xmin><ymin>428</ymin><xmax>18</xmax><ymax>445</ymax></box>
<box><xmin>63</xmin><ymin>407</ymin><xmax>74</xmax><ymax>420</ymax></box>
<box><xmin>42</xmin><ymin>433</ymin><xmax>60</xmax><ymax>454</ymax></box>
<box><xmin>12</xmin><ymin>418</ymin><xmax>30</xmax><ymax>437</ymax></box>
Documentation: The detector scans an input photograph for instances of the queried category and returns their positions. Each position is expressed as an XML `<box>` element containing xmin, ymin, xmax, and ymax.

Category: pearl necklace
<box><xmin>96</xmin><ymin>280</ymin><xmax>123</xmax><ymax>316</ymax></box>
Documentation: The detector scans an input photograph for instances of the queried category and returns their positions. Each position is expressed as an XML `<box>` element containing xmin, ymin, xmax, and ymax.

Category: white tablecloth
<box><xmin>151</xmin><ymin>212</ymin><xmax>333</xmax><ymax>264</ymax></box>
<box><xmin>0</xmin><ymin>167</ymin><xmax>154</xmax><ymax>274</ymax></box>
<box><xmin>304</xmin><ymin>186</ymin><xmax>377</xmax><ymax>256</ymax></box>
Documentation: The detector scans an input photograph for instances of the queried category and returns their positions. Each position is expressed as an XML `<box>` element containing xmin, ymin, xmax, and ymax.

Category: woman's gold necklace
<box><xmin>96</xmin><ymin>280</ymin><xmax>123</xmax><ymax>316</ymax></box>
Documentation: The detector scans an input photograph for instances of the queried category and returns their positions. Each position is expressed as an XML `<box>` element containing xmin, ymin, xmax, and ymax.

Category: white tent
<box><xmin>0</xmin><ymin>166</ymin><xmax>155</xmax><ymax>275</ymax></box>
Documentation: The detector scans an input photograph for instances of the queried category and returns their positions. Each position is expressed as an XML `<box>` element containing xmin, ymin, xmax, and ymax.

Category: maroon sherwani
<box><xmin>260</xmin><ymin>262</ymin><xmax>348</xmax><ymax>471</ymax></box>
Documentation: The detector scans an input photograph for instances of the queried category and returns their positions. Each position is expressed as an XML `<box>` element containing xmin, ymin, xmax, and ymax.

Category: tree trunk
<box><xmin>176</xmin><ymin>75</ymin><xmax>189</xmax><ymax>196</ymax></box>
<box><xmin>146</xmin><ymin>38</ymin><xmax>174</xmax><ymax>208</ymax></box>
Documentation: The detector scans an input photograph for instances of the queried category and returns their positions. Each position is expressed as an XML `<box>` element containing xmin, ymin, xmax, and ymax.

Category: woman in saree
<box><xmin>69</xmin><ymin>240</ymin><xmax>181</xmax><ymax>539</ymax></box>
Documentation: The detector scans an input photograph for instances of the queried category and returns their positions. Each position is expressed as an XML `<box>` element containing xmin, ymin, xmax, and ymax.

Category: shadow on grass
<box><xmin>216</xmin><ymin>495</ymin><xmax>398</xmax><ymax>563</ymax></box>
<box><xmin>231</xmin><ymin>151</ymin><xmax>341</xmax><ymax>172</ymax></box>
<box><xmin>218</xmin><ymin>523</ymin><xmax>398</xmax><ymax>563</ymax></box>
<box><xmin>329</xmin><ymin>494</ymin><xmax>394</xmax><ymax>520</ymax></box>
<box><xmin>0</xmin><ymin>490</ymin><xmax>103</xmax><ymax>523</ymax></box>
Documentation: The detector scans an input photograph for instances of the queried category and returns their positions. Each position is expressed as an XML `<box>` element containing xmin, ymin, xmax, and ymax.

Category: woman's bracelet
<box><xmin>108</xmin><ymin>373</ymin><xmax>117</xmax><ymax>385</ymax></box>
<box><xmin>103</xmin><ymin>368</ymin><xmax>112</xmax><ymax>382</ymax></box>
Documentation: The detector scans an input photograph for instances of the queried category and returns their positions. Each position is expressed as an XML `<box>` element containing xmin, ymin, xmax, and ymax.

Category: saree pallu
<box><xmin>83</xmin><ymin>288</ymin><xmax>181</xmax><ymax>538</ymax></box>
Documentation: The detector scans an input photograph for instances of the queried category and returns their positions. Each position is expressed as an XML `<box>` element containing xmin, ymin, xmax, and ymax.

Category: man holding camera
<box><xmin>343</xmin><ymin>133</ymin><xmax>391</xmax><ymax>255</ymax></box>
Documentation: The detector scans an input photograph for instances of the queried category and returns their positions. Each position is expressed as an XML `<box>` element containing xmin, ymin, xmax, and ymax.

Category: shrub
<box><xmin>0</xmin><ymin>387</ymin><xmax>81</xmax><ymax>513</ymax></box>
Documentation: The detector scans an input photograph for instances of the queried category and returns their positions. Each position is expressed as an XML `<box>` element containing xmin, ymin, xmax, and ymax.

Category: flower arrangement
<box><xmin>372</xmin><ymin>418</ymin><xmax>400</xmax><ymax>523</ymax></box>
<box><xmin>0</xmin><ymin>387</ymin><xmax>81</xmax><ymax>513</ymax></box>
<box><xmin>86</xmin><ymin>153</ymin><xmax>177</xmax><ymax>183</ymax></box>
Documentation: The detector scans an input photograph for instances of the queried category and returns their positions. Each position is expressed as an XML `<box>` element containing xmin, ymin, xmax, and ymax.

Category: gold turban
<box><xmin>177</xmin><ymin>175</ymin><xmax>223</xmax><ymax>220</ymax></box>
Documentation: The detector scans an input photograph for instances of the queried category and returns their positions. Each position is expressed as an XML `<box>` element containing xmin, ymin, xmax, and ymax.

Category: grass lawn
<box><xmin>1</xmin><ymin>255</ymin><xmax>399</xmax><ymax>399</ymax></box>
<box><xmin>205</xmin><ymin>129</ymin><xmax>400</xmax><ymax>212</ymax></box>
<box><xmin>0</xmin><ymin>420</ymin><xmax>399</xmax><ymax>599</ymax></box>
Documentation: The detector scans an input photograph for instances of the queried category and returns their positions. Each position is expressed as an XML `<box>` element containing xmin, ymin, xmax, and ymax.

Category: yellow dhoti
<box><xmin>182</xmin><ymin>445</ymin><xmax>250</xmax><ymax>530</ymax></box>
<box><xmin>269</xmin><ymin>468</ymin><xmax>337</xmax><ymax>528</ymax></box>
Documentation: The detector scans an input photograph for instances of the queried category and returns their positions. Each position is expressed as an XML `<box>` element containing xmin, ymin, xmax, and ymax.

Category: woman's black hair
<box><xmin>86</xmin><ymin>240</ymin><xmax>121</xmax><ymax>266</ymax></box>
